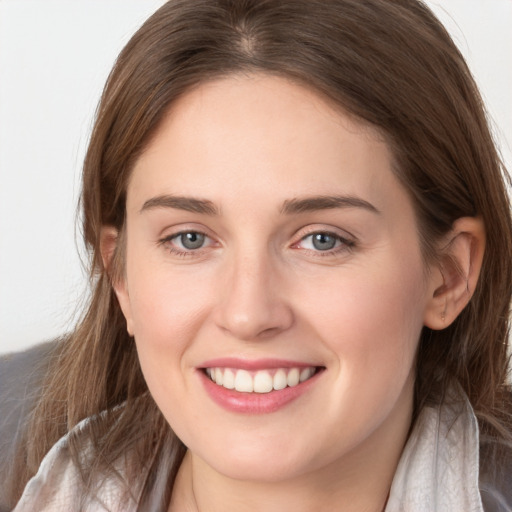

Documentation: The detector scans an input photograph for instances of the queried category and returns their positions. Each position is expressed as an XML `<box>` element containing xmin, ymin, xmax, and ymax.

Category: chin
<box><xmin>194</xmin><ymin>435</ymin><xmax>323</xmax><ymax>483</ymax></box>
<box><xmin>215</xmin><ymin>456</ymin><xmax>308</xmax><ymax>483</ymax></box>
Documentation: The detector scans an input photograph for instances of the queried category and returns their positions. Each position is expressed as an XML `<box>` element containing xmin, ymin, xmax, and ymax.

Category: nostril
<box><xmin>213</xmin><ymin>272</ymin><xmax>294</xmax><ymax>341</ymax></box>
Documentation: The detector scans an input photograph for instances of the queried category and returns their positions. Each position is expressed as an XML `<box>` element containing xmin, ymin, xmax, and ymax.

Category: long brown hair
<box><xmin>9</xmin><ymin>0</ymin><xmax>512</xmax><ymax>507</ymax></box>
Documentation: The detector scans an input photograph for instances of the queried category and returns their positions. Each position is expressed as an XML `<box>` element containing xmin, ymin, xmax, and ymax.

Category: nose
<box><xmin>213</xmin><ymin>250</ymin><xmax>294</xmax><ymax>341</ymax></box>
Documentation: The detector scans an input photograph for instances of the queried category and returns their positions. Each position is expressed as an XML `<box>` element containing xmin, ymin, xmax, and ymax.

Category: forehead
<box><xmin>128</xmin><ymin>74</ymin><xmax>406</xmax><ymax>217</ymax></box>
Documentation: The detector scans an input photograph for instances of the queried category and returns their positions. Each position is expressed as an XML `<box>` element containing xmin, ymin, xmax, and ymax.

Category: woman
<box><xmin>8</xmin><ymin>0</ymin><xmax>512</xmax><ymax>510</ymax></box>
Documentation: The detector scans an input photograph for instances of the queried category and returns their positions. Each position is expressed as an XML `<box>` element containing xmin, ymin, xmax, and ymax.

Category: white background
<box><xmin>0</xmin><ymin>0</ymin><xmax>511</xmax><ymax>355</ymax></box>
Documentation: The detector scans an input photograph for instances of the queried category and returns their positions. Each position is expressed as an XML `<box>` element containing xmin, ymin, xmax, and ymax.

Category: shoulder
<box><xmin>0</xmin><ymin>341</ymin><xmax>56</xmax><ymax>450</ymax></box>
<box><xmin>13</xmin><ymin>412</ymin><xmax>140</xmax><ymax>512</ymax></box>
<box><xmin>0</xmin><ymin>340</ymin><xmax>57</xmax><ymax>510</ymax></box>
<box><xmin>388</xmin><ymin>385</ymin><xmax>512</xmax><ymax>512</ymax></box>
<box><xmin>13</xmin><ymin>429</ymin><xmax>80</xmax><ymax>512</ymax></box>
<box><xmin>388</xmin><ymin>388</ymin><xmax>484</xmax><ymax>511</ymax></box>
<box><xmin>480</xmin><ymin>437</ymin><xmax>512</xmax><ymax>512</ymax></box>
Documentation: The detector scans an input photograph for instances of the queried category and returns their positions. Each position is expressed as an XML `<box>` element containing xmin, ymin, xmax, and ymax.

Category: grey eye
<box><xmin>179</xmin><ymin>232</ymin><xmax>206</xmax><ymax>250</ymax></box>
<box><xmin>311</xmin><ymin>233</ymin><xmax>337</xmax><ymax>251</ymax></box>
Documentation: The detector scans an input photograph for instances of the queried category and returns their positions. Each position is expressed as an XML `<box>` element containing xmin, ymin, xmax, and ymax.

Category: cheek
<box><xmin>302</xmin><ymin>255</ymin><xmax>427</xmax><ymax>389</ymax></box>
<box><xmin>127</xmin><ymin>261</ymin><xmax>212</xmax><ymax>346</ymax></box>
<box><xmin>124</xmin><ymin>257</ymin><xmax>217</xmax><ymax>403</ymax></box>
<box><xmin>291</xmin><ymin>259</ymin><xmax>427</xmax><ymax>450</ymax></box>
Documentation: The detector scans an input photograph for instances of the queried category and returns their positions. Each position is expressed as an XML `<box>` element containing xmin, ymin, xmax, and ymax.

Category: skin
<box><xmin>108</xmin><ymin>74</ymin><xmax>484</xmax><ymax>512</ymax></box>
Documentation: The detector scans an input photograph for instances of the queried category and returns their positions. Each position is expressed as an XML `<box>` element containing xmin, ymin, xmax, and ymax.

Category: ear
<box><xmin>100</xmin><ymin>226</ymin><xmax>134</xmax><ymax>336</ymax></box>
<box><xmin>423</xmin><ymin>217</ymin><xmax>485</xmax><ymax>330</ymax></box>
<box><xmin>100</xmin><ymin>226</ymin><xmax>118</xmax><ymax>271</ymax></box>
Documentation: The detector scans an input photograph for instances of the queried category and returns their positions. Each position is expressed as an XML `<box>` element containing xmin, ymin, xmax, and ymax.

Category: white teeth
<box><xmin>254</xmin><ymin>371</ymin><xmax>273</xmax><ymax>393</ymax></box>
<box><xmin>287</xmin><ymin>368</ymin><xmax>300</xmax><ymax>387</ymax></box>
<box><xmin>273</xmin><ymin>369</ymin><xmax>287</xmax><ymax>390</ymax></box>
<box><xmin>223</xmin><ymin>368</ymin><xmax>235</xmax><ymax>389</ymax></box>
<box><xmin>234</xmin><ymin>369</ymin><xmax>253</xmax><ymax>392</ymax></box>
<box><xmin>300</xmin><ymin>367</ymin><xmax>314</xmax><ymax>382</ymax></box>
<box><xmin>206</xmin><ymin>366</ymin><xmax>317</xmax><ymax>393</ymax></box>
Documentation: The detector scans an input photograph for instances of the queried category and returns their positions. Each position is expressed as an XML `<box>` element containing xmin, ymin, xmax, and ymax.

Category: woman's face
<box><xmin>116</xmin><ymin>74</ymin><xmax>439</xmax><ymax>482</ymax></box>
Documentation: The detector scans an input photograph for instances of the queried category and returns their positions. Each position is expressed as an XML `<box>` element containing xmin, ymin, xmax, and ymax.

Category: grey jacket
<box><xmin>0</xmin><ymin>341</ymin><xmax>56</xmax><ymax>512</ymax></box>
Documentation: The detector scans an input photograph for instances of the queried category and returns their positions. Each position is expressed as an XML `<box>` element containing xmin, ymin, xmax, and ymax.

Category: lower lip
<box><xmin>199</xmin><ymin>369</ymin><xmax>322</xmax><ymax>414</ymax></box>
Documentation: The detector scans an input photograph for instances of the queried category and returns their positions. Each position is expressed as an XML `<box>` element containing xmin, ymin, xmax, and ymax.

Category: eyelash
<box><xmin>293</xmin><ymin>230</ymin><xmax>355</xmax><ymax>257</ymax></box>
<box><xmin>159</xmin><ymin>230</ymin><xmax>214</xmax><ymax>258</ymax></box>
<box><xmin>158</xmin><ymin>229</ymin><xmax>356</xmax><ymax>258</ymax></box>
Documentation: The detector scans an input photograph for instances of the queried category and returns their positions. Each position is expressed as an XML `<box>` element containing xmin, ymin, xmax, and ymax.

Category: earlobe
<box><xmin>100</xmin><ymin>226</ymin><xmax>134</xmax><ymax>336</ymax></box>
<box><xmin>424</xmin><ymin>217</ymin><xmax>485</xmax><ymax>330</ymax></box>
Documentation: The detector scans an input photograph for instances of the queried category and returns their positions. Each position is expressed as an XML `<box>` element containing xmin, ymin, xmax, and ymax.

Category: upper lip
<box><xmin>199</xmin><ymin>357</ymin><xmax>322</xmax><ymax>371</ymax></box>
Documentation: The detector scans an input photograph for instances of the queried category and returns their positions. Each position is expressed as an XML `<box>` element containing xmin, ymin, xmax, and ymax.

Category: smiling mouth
<box><xmin>204</xmin><ymin>366</ymin><xmax>320</xmax><ymax>393</ymax></box>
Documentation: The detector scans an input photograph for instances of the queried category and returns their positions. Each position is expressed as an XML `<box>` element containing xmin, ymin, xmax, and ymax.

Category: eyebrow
<box><xmin>139</xmin><ymin>193</ymin><xmax>379</xmax><ymax>216</ymax></box>
<box><xmin>280</xmin><ymin>195</ymin><xmax>380</xmax><ymax>215</ymax></box>
<box><xmin>140</xmin><ymin>195</ymin><xmax>219</xmax><ymax>215</ymax></box>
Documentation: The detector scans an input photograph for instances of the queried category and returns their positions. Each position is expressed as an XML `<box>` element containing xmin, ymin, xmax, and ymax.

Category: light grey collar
<box><xmin>386</xmin><ymin>387</ymin><xmax>483</xmax><ymax>512</ymax></box>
